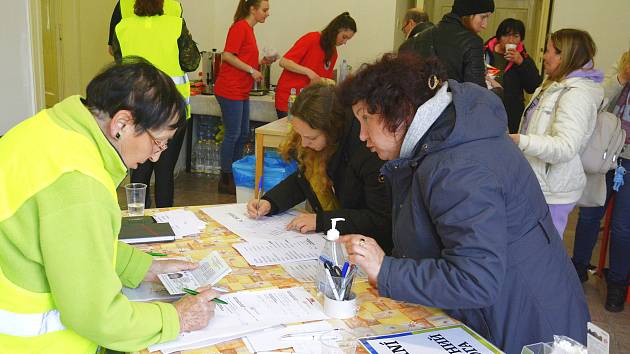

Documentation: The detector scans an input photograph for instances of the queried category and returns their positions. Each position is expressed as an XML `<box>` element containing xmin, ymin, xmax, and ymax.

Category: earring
<box><xmin>115</xmin><ymin>132</ymin><xmax>121</xmax><ymax>139</ymax></box>
<box><xmin>428</xmin><ymin>75</ymin><xmax>440</xmax><ymax>90</ymax></box>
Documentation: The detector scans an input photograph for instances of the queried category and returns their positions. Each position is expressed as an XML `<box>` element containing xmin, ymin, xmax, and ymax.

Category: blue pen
<box><xmin>319</xmin><ymin>255</ymin><xmax>333</xmax><ymax>265</ymax></box>
<box><xmin>341</xmin><ymin>261</ymin><xmax>350</xmax><ymax>277</ymax></box>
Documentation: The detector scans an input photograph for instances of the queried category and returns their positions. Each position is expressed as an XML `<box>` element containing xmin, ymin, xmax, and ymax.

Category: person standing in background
<box><xmin>112</xmin><ymin>0</ymin><xmax>200</xmax><ymax>208</ymax></box>
<box><xmin>483</xmin><ymin>18</ymin><xmax>542</xmax><ymax>133</ymax></box>
<box><xmin>572</xmin><ymin>49</ymin><xmax>630</xmax><ymax>313</ymax></box>
<box><xmin>400</xmin><ymin>0</ymin><xmax>494</xmax><ymax>87</ymax></box>
<box><xmin>510</xmin><ymin>29</ymin><xmax>604</xmax><ymax>237</ymax></box>
<box><xmin>274</xmin><ymin>12</ymin><xmax>357</xmax><ymax>118</ymax></box>
<box><xmin>214</xmin><ymin>0</ymin><xmax>275</xmax><ymax>195</ymax></box>
<box><xmin>107</xmin><ymin>0</ymin><xmax>183</xmax><ymax>56</ymax></box>
<box><xmin>400</xmin><ymin>8</ymin><xmax>433</xmax><ymax>41</ymax></box>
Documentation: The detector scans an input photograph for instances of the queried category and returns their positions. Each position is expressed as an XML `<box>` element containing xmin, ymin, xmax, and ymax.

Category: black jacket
<box><xmin>484</xmin><ymin>38</ymin><xmax>542</xmax><ymax>133</ymax></box>
<box><xmin>262</xmin><ymin>115</ymin><xmax>392</xmax><ymax>252</ymax></box>
<box><xmin>399</xmin><ymin>13</ymin><xmax>486</xmax><ymax>87</ymax></box>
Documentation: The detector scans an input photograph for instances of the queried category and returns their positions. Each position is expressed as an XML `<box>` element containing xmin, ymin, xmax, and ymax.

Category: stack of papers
<box><xmin>158</xmin><ymin>251</ymin><xmax>231</xmax><ymax>295</ymax></box>
<box><xmin>149</xmin><ymin>287</ymin><xmax>328</xmax><ymax>354</ymax></box>
<box><xmin>244</xmin><ymin>321</ymin><xmax>335</xmax><ymax>353</ymax></box>
<box><xmin>233</xmin><ymin>236</ymin><xmax>325</xmax><ymax>266</ymax></box>
<box><xmin>201</xmin><ymin>204</ymin><xmax>304</xmax><ymax>242</ymax></box>
<box><xmin>153</xmin><ymin>209</ymin><xmax>206</xmax><ymax>238</ymax></box>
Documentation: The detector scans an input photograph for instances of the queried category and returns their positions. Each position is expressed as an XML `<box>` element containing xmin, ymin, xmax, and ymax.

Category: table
<box><xmin>254</xmin><ymin>118</ymin><xmax>290</xmax><ymax>198</ymax></box>
<box><xmin>134</xmin><ymin>205</ymin><xmax>456</xmax><ymax>354</ymax></box>
<box><xmin>190</xmin><ymin>94</ymin><xmax>277</xmax><ymax>123</ymax></box>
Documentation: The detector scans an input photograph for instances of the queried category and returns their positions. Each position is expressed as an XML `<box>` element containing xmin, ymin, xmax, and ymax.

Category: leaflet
<box><xmin>158</xmin><ymin>251</ymin><xmax>231</xmax><ymax>295</ymax></box>
<box><xmin>233</xmin><ymin>236</ymin><xmax>325</xmax><ymax>266</ymax></box>
<box><xmin>152</xmin><ymin>209</ymin><xmax>206</xmax><ymax>238</ymax></box>
<box><xmin>201</xmin><ymin>203</ymin><xmax>304</xmax><ymax>242</ymax></box>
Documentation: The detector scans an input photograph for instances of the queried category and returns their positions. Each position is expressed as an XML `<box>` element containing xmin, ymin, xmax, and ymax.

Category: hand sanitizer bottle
<box><xmin>316</xmin><ymin>218</ymin><xmax>346</xmax><ymax>293</ymax></box>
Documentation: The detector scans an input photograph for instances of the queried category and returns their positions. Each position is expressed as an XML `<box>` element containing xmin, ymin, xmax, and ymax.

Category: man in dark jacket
<box><xmin>401</xmin><ymin>9</ymin><xmax>434</xmax><ymax>41</ymax></box>
<box><xmin>341</xmin><ymin>54</ymin><xmax>589</xmax><ymax>354</ymax></box>
<box><xmin>400</xmin><ymin>0</ymin><xmax>494</xmax><ymax>88</ymax></box>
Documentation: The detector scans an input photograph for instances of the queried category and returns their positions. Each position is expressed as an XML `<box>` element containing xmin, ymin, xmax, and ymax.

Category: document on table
<box><xmin>233</xmin><ymin>236</ymin><xmax>325</xmax><ymax>266</ymax></box>
<box><xmin>149</xmin><ymin>287</ymin><xmax>328</xmax><ymax>354</ymax></box>
<box><xmin>122</xmin><ymin>281</ymin><xmax>181</xmax><ymax>302</ymax></box>
<box><xmin>158</xmin><ymin>251</ymin><xmax>231</xmax><ymax>295</ymax></box>
<box><xmin>281</xmin><ymin>260</ymin><xmax>368</xmax><ymax>282</ymax></box>
<box><xmin>152</xmin><ymin>209</ymin><xmax>206</xmax><ymax>238</ymax></box>
<box><xmin>201</xmin><ymin>203</ymin><xmax>305</xmax><ymax>242</ymax></box>
<box><xmin>244</xmin><ymin>321</ymin><xmax>334</xmax><ymax>353</ymax></box>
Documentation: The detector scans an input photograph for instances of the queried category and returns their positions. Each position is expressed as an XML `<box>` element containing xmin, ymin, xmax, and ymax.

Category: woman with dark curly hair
<box><xmin>338</xmin><ymin>53</ymin><xmax>589</xmax><ymax>352</ymax></box>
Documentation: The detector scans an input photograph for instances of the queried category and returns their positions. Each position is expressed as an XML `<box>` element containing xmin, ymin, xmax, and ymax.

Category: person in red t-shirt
<box><xmin>214</xmin><ymin>0</ymin><xmax>275</xmax><ymax>194</ymax></box>
<box><xmin>275</xmin><ymin>12</ymin><xmax>357</xmax><ymax>118</ymax></box>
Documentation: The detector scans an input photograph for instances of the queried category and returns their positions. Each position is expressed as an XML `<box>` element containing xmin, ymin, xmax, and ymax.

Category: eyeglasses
<box><xmin>146</xmin><ymin>130</ymin><xmax>168</xmax><ymax>152</ymax></box>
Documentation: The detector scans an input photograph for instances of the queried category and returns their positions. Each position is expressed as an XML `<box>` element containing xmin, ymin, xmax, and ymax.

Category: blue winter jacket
<box><xmin>377</xmin><ymin>80</ymin><xmax>589</xmax><ymax>354</ymax></box>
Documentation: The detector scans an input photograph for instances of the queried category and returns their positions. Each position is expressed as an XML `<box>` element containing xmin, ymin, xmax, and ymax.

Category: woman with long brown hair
<box><xmin>214</xmin><ymin>0</ymin><xmax>275</xmax><ymax>194</ymax></box>
<box><xmin>510</xmin><ymin>29</ymin><xmax>605</xmax><ymax>238</ymax></box>
<box><xmin>247</xmin><ymin>82</ymin><xmax>392</xmax><ymax>251</ymax></box>
<box><xmin>274</xmin><ymin>12</ymin><xmax>357</xmax><ymax>118</ymax></box>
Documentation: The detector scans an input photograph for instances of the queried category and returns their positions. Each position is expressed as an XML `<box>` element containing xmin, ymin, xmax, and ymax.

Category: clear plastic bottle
<box><xmin>338</xmin><ymin>59</ymin><xmax>348</xmax><ymax>83</ymax></box>
<box><xmin>316</xmin><ymin>218</ymin><xmax>346</xmax><ymax>293</ymax></box>
<box><xmin>211</xmin><ymin>141</ymin><xmax>221</xmax><ymax>175</ymax></box>
<box><xmin>287</xmin><ymin>88</ymin><xmax>297</xmax><ymax>120</ymax></box>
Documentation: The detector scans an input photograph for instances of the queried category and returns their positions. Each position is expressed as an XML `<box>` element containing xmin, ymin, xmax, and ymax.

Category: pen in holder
<box><xmin>323</xmin><ymin>265</ymin><xmax>358</xmax><ymax>319</ymax></box>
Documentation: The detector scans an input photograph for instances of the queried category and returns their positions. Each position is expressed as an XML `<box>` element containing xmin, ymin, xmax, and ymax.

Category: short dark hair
<box><xmin>320</xmin><ymin>12</ymin><xmax>357</xmax><ymax>65</ymax></box>
<box><xmin>404</xmin><ymin>9</ymin><xmax>429</xmax><ymax>24</ymax></box>
<box><xmin>134</xmin><ymin>0</ymin><xmax>164</xmax><ymax>16</ymax></box>
<box><xmin>338</xmin><ymin>53</ymin><xmax>447</xmax><ymax>133</ymax></box>
<box><xmin>495</xmin><ymin>18</ymin><xmax>526</xmax><ymax>40</ymax></box>
<box><xmin>85</xmin><ymin>56</ymin><xmax>186</xmax><ymax>133</ymax></box>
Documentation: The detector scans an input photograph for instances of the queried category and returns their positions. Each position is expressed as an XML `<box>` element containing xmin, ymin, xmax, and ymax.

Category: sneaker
<box><xmin>605</xmin><ymin>282</ymin><xmax>627</xmax><ymax>313</ymax></box>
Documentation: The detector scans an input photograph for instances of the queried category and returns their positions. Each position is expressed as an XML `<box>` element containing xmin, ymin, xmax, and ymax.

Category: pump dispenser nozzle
<box><xmin>326</xmin><ymin>218</ymin><xmax>345</xmax><ymax>241</ymax></box>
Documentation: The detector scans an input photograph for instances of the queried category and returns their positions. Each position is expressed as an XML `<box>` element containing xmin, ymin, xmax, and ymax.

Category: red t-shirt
<box><xmin>275</xmin><ymin>32</ymin><xmax>338</xmax><ymax>111</ymax></box>
<box><xmin>214</xmin><ymin>20</ymin><xmax>259</xmax><ymax>100</ymax></box>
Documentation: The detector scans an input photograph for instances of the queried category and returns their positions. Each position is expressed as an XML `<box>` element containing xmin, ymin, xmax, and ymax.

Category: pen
<box><xmin>256</xmin><ymin>176</ymin><xmax>264</xmax><ymax>218</ymax></box>
<box><xmin>341</xmin><ymin>261</ymin><xmax>350</xmax><ymax>277</ymax></box>
<box><xmin>182</xmin><ymin>288</ymin><xmax>229</xmax><ymax>304</ymax></box>
<box><xmin>147</xmin><ymin>252</ymin><xmax>168</xmax><ymax>257</ymax></box>
<box><xmin>324</xmin><ymin>271</ymin><xmax>340</xmax><ymax>301</ymax></box>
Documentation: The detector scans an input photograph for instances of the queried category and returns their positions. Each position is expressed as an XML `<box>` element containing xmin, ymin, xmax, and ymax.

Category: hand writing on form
<box><xmin>246</xmin><ymin>199</ymin><xmax>272</xmax><ymax>219</ymax></box>
<box><xmin>173</xmin><ymin>287</ymin><xmax>219</xmax><ymax>332</ymax></box>
<box><xmin>286</xmin><ymin>213</ymin><xmax>316</xmax><ymax>233</ymax></box>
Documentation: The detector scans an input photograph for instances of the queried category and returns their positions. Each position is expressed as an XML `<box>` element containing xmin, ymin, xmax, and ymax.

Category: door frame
<box><xmin>29</xmin><ymin>0</ymin><xmax>46</xmax><ymax>112</ymax></box>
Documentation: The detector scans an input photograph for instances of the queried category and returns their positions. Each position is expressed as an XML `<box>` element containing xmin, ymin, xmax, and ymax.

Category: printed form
<box><xmin>233</xmin><ymin>236</ymin><xmax>325</xmax><ymax>266</ymax></box>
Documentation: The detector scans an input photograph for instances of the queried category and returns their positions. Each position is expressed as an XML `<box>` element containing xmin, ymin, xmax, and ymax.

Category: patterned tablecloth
<box><xmin>134</xmin><ymin>205</ymin><xmax>457</xmax><ymax>354</ymax></box>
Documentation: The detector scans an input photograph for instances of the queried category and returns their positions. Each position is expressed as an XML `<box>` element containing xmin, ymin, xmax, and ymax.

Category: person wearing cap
<box><xmin>400</xmin><ymin>0</ymin><xmax>494</xmax><ymax>88</ymax></box>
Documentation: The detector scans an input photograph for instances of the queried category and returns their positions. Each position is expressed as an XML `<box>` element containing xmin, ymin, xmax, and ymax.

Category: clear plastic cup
<box><xmin>320</xmin><ymin>329</ymin><xmax>357</xmax><ymax>354</ymax></box>
<box><xmin>125</xmin><ymin>183</ymin><xmax>147</xmax><ymax>216</ymax></box>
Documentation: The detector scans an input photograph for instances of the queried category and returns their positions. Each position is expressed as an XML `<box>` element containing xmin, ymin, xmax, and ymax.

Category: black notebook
<box><xmin>119</xmin><ymin>216</ymin><xmax>176</xmax><ymax>244</ymax></box>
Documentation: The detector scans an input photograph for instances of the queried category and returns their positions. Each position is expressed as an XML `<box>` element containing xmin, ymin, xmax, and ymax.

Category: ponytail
<box><xmin>234</xmin><ymin>0</ymin><xmax>265</xmax><ymax>22</ymax></box>
<box><xmin>320</xmin><ymin>12</ymin><xmax>357</xmax><ymax>65</ymax></box>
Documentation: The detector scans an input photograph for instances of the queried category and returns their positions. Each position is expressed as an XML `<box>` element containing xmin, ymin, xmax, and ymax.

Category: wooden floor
<box><xmin>118</xmin><ymin>171</ymin><xmax>630</xmax><ymax>353</ymax></box>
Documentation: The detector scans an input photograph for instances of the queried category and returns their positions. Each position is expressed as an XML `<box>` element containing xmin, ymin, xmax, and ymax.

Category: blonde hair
<box><xmin>545</xmin><ymin>28</ymin><xmax>597</xmax><ymax>84</ymax></box>
<box><xmin>617</xmin><ymin>49</ymin><xmax>630</xmax><ymax>73</ymax></box>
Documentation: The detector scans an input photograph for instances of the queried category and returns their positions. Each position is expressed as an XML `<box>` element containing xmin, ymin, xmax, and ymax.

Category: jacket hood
<box><xmin>423</xmin><ymin>80</ymin><xmax>507</xmax><ymax>154</ymax></box>
<box><xmin>565</xmin><ymin>61</ymin><xmax>604</xmax><ymax>83</ymax></box>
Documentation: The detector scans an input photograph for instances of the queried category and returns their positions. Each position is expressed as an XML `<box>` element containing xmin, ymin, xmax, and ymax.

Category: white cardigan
<box><xmin>518</xmin><ymin>76</ymin><xmax>604</xmax><ymax>204</ymax></box>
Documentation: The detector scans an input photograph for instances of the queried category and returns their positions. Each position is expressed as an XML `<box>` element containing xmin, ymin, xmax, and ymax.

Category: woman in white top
<box><xmin>509</xmin><ymin>28</ymin><xmax>604</xmax><ymax>237</ymax></box>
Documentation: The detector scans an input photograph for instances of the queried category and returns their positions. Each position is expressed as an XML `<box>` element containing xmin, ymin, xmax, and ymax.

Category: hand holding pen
<box><xmin>173</xmin><ymin>287</ymin><xmax>219</xmax><ymax>333</ymax></box>
<box><xmin>246</xmin><ymin>198</ymin><xmax>271</xmax><ymax>219</ymax></box>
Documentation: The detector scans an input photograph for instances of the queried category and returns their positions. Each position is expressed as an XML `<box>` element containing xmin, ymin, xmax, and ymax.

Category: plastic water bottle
<box><xmin>316</xmin><ymin>218</ymin><xmax>346</xmax><ymax>293</ymax></box>
<box><xmin>211</xmin><ymin>141</ymin><xmax>221</xmax><ymax>175</ymax></box>
<box><xmin>338</xmin><ymin>59</ymin><xmax>348</xmax><ymax>83</ymax></box>
<box><xmin>287</xmin><ymin>88</ymin><xmax>297</xmax><ymax>120</ymax></box>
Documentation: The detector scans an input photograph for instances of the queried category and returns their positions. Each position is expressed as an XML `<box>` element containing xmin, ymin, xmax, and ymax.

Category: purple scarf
<box><xmin>612</xmin><ymin>82</ymin><xmax>630</xmax><ymax>143</ymax></box>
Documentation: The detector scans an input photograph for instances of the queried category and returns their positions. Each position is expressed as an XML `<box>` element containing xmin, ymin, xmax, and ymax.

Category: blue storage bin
<box><xmin>232</xmin><ymin>151</ymin><xmax>298</xmax><ymax>192</ymax></box>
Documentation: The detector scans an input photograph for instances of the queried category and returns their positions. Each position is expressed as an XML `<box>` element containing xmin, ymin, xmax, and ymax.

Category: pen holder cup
<box><xmin>323</xmin><ymin>292</ymin><xmax>357</xmax><ymax>319</ymax></box>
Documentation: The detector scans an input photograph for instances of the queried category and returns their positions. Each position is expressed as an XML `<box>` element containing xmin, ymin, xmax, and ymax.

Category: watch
<box><xmin>247</xmin><ymin>67</ymin><xmax>254</xmax><ymax>75</ymax></box>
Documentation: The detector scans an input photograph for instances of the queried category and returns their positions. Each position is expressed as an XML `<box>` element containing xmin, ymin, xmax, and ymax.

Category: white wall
<box><xmin>1</xmin><ymin>1</ymin><xmax>37</xmax><ymax>135</ymax></box>
<box><xmin>181</xmin><ymin>0</ymin><xmax>399</xmax><ymax>84</ymax></box>
<box><xmin>551</xmin><ymin>0</ymin><xmax>630</xmax><ymax>74</ymax></box>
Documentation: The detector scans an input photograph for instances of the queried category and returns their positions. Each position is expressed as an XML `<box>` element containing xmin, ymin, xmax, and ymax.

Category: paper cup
<box><xmin>505</xmin><ymin>43</ymin><xmax>517</xmax><ymax>52</ymax></box>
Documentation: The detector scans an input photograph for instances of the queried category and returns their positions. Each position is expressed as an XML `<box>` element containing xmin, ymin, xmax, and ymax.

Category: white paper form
<box><xmin>152</xmin><ymin>209</ymin><xmax>205</xmax><ymax>238</ymax></box>
<box><xmin>201</xmin><ymin>203</ymin><xmax>305</xmax><ymax>242</ymax></box>
<box><xmin>244</xmin><ymin>321</ymin><xmax>334</xmax><ymax>353</ymax></box>
<box><xmin>158</xmin><ymin>251</ymin><xmax>231</xmax><ymax>295</ymax></box>
<box><xmin>149</xmin><ymin>287</ymin><xmax>328</xmax><ymax>354</ymax></box>
<box><xmin>233</xmin><ymin>236</ymin><xmax>325</xmax><ymax>266</ymax></box>
<box><xmin>281</xmin><ymin>260</ymin><xmax>368</xmax><ymax>282</ymax></box>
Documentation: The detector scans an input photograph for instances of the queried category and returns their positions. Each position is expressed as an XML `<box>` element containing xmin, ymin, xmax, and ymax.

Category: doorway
<box><xmin>41</xmin><ymin>0</ymin><xmax>62</xmax><ymax>108</ymax></box>
<box><xmin>422</xmin><ymin>0</ymin><xmax>552</xmax><ymax>68</ymax></box>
